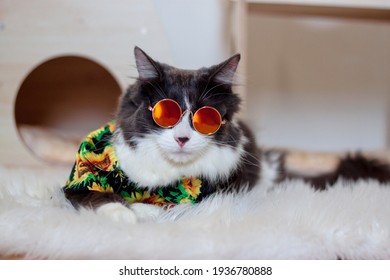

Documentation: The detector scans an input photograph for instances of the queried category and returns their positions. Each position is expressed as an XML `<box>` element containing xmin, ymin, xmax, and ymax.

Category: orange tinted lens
<box><xmin>152</xmin><ymin>99</ymin><xmax>182</xmax><ymax>128</ymax></box>
<box><xmin>193</xmin><ymin>107</ymin><xmax>222</xmax><ymax>135</ymax></box>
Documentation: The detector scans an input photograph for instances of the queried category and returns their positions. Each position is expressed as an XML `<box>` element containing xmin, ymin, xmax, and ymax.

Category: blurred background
<box><xmin>1</xmin><ymin>0</ymin><xmax>390</xmax><ymax>165</ymax></box>
<box><xmin>246</xmin><ymin>2</ymin><xmax>390</xmax><ymax>152</ymax></box>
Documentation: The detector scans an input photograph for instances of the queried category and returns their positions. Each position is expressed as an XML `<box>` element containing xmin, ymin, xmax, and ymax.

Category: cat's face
<box><xmin>115</xmin><ymin>47</ymin><xmax>244</xmax><ymax>186</ymax></box>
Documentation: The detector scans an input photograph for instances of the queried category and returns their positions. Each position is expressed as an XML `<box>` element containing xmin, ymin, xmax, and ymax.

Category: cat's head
<box><xmin>116</xmin><ymin>47</ymin><xmax>242</xmax><ymax>169</ymax></box>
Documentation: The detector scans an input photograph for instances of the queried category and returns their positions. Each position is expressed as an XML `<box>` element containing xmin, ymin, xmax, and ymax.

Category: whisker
<box><xmin>206</xmin><ymin>139</ymin><xmax>261</xmax><ymax>169</ymax></box>
<box><xmin>146</xmin><ymin>81</ymin><xmax>167</xmax><ymax>100</ymax></box>
<box><xmin>200</xmin><ymin>92</ymin><xmax>230</xmax><ymax>102</ymax></box>
<box><xmin>198</xmin><ymin>83</ymin><xmax>227</xmax><ymax>102</ymax></box>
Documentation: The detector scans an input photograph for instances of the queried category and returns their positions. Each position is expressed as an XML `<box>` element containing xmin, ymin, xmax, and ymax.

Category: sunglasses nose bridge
<box><xmin>181</xmin><ymin>108</ymin><xmax>192</xmax><ymax>115</ymax></box>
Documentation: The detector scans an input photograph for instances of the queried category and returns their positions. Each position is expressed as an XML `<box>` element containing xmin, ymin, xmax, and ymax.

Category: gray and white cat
<box><xmin>64</xmin><ymin>47</ymin><xmax>390</xmax><ymax>223</ymax></box>
<box><xmin>64</xmin><ymin>47</ymin><xmax>261</xmax><ymax>223</ymax></box>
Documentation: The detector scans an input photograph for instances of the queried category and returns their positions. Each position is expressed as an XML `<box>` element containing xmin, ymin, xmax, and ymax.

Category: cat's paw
<box><xmin>96</xmin><ymin>202</ymin><xmax>138</xmax><ymax>224</ymax></box>
<box><xmin>130</xmin><ymin>203</ymin><xmax>165</xmax><ymax>222</ymax></box>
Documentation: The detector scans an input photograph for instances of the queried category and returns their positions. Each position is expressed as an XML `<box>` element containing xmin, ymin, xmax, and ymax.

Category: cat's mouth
<box><xmin>172</xmin><ymin>149</ymin><xmax>192</xmax><ymax>155</ymax></box>
<box><xmin>168</xmin><ymin>149</ymin><xmax>195</xmax><ymax>163</ymax></box>
<box><xmin>160</xmin><ymin>147</ymin><xmax>200</xmax><ymax>164</ymax></box>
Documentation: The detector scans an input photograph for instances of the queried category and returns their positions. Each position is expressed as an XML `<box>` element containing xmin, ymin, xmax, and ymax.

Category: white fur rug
<box><xmin>1</xmin><ymin>166</ymin><xmax>390</xmax><ymax>259</ymax></box>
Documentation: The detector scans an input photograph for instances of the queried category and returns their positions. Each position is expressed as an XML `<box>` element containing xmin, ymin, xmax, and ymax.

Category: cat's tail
<box><xmin>285</xmin><ymin>152</ymin><xmax>390</xmax><ymax>190</ymax></box>
<box><xmin>335</xmin><ymin>153</ymin><xmax>390</xmax><ymax>184</ymax></box>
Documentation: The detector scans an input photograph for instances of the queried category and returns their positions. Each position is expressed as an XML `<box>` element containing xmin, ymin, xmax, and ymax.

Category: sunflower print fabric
<box><xmin>63</xmin><ymin>121</ymin><xmax>203</xmax><ymax>207</ymax></box>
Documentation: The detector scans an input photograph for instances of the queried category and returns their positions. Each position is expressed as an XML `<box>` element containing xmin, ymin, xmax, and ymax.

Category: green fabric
<box><xmin>63</xmin><ymin>121</ymin><xmax>202</xmax><ymax>207</ymax></box>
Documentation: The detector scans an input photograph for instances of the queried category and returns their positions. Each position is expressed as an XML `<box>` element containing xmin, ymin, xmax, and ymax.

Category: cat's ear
<box><xmin>134</xmin><ymin>46</ymin><xmax>161</xmax><ymax>80</ymax></box>
<box><xmin>210</xmin><ymin>54</ymin><xmax>240</xmax><ymax>85</ymax></box>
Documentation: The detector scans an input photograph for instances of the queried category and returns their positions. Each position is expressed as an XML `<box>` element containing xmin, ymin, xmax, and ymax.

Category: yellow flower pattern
<box><xmin>87</xmin><ymin>182</ymin><xmax>114</xmax><ymax>193</ymax></box>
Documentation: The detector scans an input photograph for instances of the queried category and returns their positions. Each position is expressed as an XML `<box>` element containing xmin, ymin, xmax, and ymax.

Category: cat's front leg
<box><xmin>65</xmin><ymin>191</ymin><xmax>165</xmax><ymax>224</ymax></box>
<box><xmin>96</xmin><ymin>202</ymin><xmax>165</xmax><ymax>224</ymax></box>
<box><xmin>96</xmin><ymin>202</ymin><xmax>138</xmax><ymax>224</ymax></box>
<box><xmin>129</xmin><ymin>203</ymin><xmax>165</xmax><ymax>222</ymax></box>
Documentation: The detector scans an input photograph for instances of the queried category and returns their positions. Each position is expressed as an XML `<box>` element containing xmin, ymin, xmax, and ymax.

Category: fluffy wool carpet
<box><xmin>1</xmin><ymin>165</ymin><xmax>390</xmax><ymax>259</ymax></box>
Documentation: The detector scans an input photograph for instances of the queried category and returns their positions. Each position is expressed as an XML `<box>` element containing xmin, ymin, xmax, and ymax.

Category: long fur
<box><xmin>113</xmin><ymin>128</ymin><xmax>246</xmax><ymax>189</ymax></box>
<box><xmin>2</xmin><ymin>166</ymin><xmax>390</xmax><ymax>259</ymax></box>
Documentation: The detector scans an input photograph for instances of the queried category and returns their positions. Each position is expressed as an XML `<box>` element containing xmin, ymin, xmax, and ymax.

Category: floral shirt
<box><xmin>63</xmin><ymin>121</ymin><xmax>203</xmax><ymax>207</ymax></box>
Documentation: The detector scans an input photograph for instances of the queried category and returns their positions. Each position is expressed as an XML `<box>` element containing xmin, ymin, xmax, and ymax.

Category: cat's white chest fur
<box><xmin>113</xmin><ymin>126</ymin><xmax>245</xmax><ymax>189</ymax></box>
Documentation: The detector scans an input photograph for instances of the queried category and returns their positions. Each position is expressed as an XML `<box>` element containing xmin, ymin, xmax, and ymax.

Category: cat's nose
<box><xmin>175</xmin><ymin>137</ymin><xmax>190</xmax><ymax>147</ymax></box>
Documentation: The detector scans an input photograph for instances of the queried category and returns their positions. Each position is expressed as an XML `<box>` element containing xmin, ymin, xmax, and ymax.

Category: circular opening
<box><xmin>15</xmin><ymin>56</ymin><xmax>122</xmax><ymax>164</ymax></box>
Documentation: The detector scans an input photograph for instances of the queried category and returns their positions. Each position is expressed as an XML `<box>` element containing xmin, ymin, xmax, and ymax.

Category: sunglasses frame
<box><xmin>148</xmin><ymin>98</ymin><xmax>225</xmax><ymax>135</ymax></box>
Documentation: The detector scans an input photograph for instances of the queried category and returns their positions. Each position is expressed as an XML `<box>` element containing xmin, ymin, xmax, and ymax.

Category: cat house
<box><xmin>0</xmin><ymin>0</ymin><xmax>169</xmax><ymax>166</ymax></box>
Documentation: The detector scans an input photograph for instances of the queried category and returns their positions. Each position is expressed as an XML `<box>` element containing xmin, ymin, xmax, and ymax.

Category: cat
<box><xmin>64</xmin><ymin>46</ymin><xmax>390</xmax><ymax>224</ymax></box>
<box><xmin>63</xmin><ymin>46</ymin><xmax>261</xmax><ymax>223</ymax></box>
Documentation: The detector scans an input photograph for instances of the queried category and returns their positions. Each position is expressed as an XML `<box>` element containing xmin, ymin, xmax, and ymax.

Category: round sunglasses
<box><xmin>148</xmin><ymin>99</ymin><xmax>225</xmax><ymax>135</ymax></box>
